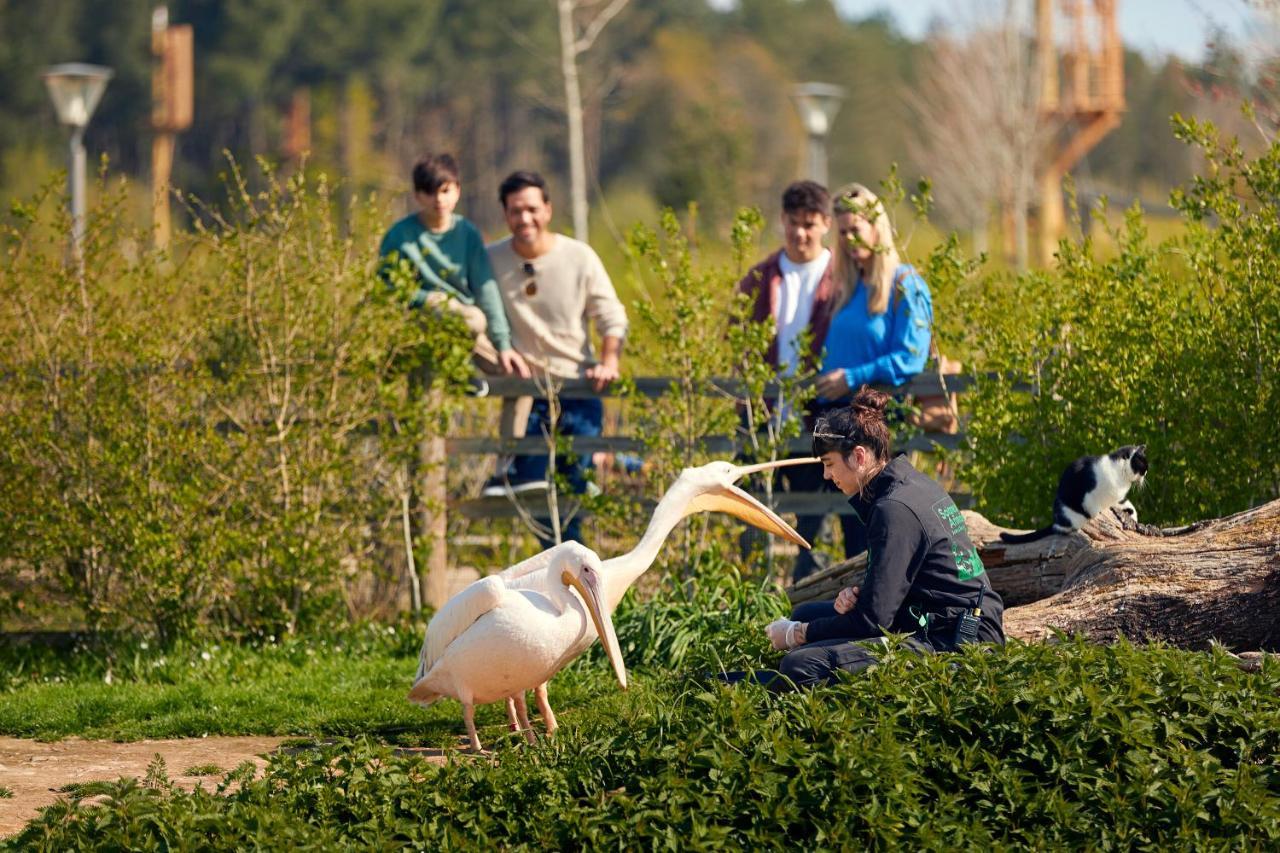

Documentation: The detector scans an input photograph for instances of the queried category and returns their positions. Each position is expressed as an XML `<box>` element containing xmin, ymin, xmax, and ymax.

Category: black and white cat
<box><xmin>1000</xmin><ymin>445</ymin><xmax>1148</xmax><ymax>544</ymax></box>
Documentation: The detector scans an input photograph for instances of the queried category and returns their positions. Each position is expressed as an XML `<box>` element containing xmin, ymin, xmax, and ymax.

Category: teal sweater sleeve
<box><xmin>844</xmin><ymin>270</ymin><xmax>933</xmax><ymax>388</ymax></box>
<box><xmin>377</xmin><ymin>218</ymin><xmax>441</xmax><ymax>308</ymax></box>
<box><xmin>464</xmin><ymin>223</ymin><xmax>511</xmax><ymax>352</ymax></box>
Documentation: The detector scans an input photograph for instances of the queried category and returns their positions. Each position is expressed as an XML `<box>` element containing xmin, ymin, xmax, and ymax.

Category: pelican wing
<box><xmin>414</xmin><ymin>575</ymin><xmax>507</xmax><ymax>682</ymax></box>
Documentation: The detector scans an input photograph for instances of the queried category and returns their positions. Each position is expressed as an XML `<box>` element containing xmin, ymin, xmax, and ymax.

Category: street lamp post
<box><xmin>790</xmin><ymin>82</ymin><xmax>846</xmax><ymax>187</ymax></box>
<box><xmin>41</xmin><ymin>63</ymin><xmax>113</xmax><ymax>272</ymax></box>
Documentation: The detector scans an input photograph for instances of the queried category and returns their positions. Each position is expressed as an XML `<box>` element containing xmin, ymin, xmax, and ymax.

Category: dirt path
<box><xmin>0</xmin><ymin>735</ymin><xmax>288</xmax><ymax>837</ymax></box>
<box><xmin>0</xmin><ymin>736</ymin><xmax>467</xmax><ymax>838</ymax></box>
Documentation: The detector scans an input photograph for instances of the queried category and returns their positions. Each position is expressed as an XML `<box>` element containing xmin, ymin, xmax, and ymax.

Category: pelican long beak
<box><xmin>563</xmin><ymin>569</ymin><xmax>628</xmax><ymax>690</ymax></box>
<box><xmin>734</xmin><ymin>456</ymin><xmax>821</xmax><ymax>477</ymax></box>
<box><xmin>683</xmin><ymin>457</ymin><xmax>820</xmax><ymax>549</ymax></box>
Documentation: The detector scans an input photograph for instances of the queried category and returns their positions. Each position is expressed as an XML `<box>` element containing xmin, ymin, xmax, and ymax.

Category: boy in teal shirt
<box><xmin>379</xmin><ymin>153</ymin><xmax>529</xmax><ymax>379</ymax></box>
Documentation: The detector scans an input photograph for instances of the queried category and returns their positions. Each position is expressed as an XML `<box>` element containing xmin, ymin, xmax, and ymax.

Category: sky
<box><xmin>831</xmin><ymin>0</ymin><xmax>1262</xmax><ymax>62</ymax></box>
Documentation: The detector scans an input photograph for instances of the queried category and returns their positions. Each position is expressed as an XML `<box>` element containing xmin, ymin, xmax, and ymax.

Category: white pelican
<box><xmin>409</xmin><ymin>457</ymin><xmax>817</xmax><ymax>751</ymax></box>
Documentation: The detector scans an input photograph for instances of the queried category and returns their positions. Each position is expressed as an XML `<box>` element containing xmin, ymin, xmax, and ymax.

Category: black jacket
<box><xmin>805</xmin><ymin>455</ymin><xmax>1004</xmax><ymax>647</ymax></box>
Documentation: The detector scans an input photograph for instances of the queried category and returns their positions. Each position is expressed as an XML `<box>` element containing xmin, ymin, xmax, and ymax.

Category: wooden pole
<box><xmin>150</xmin><ymin>9</ymin><xmax>192</xmax><ymax>250</ymax></box>
<box><xmin>412</xmin><ymin>378</ymin><xmax>450</xmax><ymax>610</ymax></box>
<box><xmin>152</xmin><ymin>132</ymin><xmax>174</xmax><ymax>250</ymax></box>
<box><xmin>422</xmin><ymin>430</ymin><xmax>450</xmax><ymax>610</ymax></box>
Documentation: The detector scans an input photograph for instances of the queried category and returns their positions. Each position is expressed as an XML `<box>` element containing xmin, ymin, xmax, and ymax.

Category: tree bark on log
<box><xmin>788</xmin><ymin>500</ymin><xmax>1280</xmax><ymax>651</ymax></box>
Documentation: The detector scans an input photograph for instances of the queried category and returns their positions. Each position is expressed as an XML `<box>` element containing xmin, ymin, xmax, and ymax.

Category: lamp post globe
<box><xmin>41</xmin><ymin>63</ymin><xmax>113</xmax><ymax>272</ymax></box>
<box><xmin>790</xmin><ymin>82</ymin><xmax>846</xmax><ymax>186</ymax></box>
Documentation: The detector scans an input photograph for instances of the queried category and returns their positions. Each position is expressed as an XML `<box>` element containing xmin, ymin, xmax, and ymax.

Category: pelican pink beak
<box><xmin>682</xmin><ymin>457</ymin><xmax>819</xmax><ymax>550</ymax></box>
<box><xmin>562</xmin><ymin>567</ymin><xmax>628</xmax><ymax>690</ymax></box>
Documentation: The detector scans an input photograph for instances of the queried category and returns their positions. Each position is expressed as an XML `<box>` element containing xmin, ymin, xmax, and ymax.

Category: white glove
<box><xmin>766</xmin><ymin>618</ymin><xmax>804</xmax><ymax>651</ymax></box>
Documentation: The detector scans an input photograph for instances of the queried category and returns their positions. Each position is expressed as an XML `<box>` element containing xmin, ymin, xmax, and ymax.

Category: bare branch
<box><xmin>574</xmin><ymin>0</ymin><xmax>630</xmax><ymax>55</ymax></box>
<box><xmin>907</xmin><ymin>3</ymin><xmax>1056</xmax><ymax>264</ymax></box>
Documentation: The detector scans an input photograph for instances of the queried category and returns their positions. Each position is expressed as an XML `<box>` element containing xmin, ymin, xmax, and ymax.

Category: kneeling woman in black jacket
<box><xmin>762</xmin><ymin>386</ymin><xmax>1004</xmax><ymax>689</ymax></box>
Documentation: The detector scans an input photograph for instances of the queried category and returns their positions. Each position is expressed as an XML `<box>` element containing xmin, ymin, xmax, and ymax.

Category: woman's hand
<box><xmin>766</xmin><ymin>618</ymin><xmax>806</xmax><ymax>650</ymax></box>
<box><xmin>834</xmin><ymin>585</ymin><xmax>859</xmax><ymax>615</ymax></box>
<box><xmin>815</xmin><ymin>368</ymin><xmax>850</xmax><ymax>400</ymax></box>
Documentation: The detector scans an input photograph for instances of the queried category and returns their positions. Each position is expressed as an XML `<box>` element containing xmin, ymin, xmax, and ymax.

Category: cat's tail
<box><xmin>999</xmin><ymin>525</ymin><xmax>1061</xmax><ymax>544</ymax></box>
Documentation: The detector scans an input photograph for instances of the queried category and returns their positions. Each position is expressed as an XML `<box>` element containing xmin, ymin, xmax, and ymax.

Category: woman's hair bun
<box><xmin>811</xmin><ymin>385</ymin><xmax>892</xmax><ymax>462</ymax></box>
<box><xmin>849</xmin><ymin>385</ymin><xmax>890</xmax><ymax>415</ymax></box>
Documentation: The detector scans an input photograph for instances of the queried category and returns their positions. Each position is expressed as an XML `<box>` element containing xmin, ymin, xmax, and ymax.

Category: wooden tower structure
<box><xmin>151</xmin><ymin>6</ymin><xmax>193</xmax><ymax>250</ymax></box>
<box><xmin>1036</xmin><ymin>0</ymin><xmax>1124</xmax><ymax>263</ymax></box>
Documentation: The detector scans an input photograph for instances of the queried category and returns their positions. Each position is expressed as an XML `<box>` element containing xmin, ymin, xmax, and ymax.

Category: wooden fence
<box><xmin>413</xmin><ymin>371</ymin><xmax>974</xmax><ymax>607</ymax></box>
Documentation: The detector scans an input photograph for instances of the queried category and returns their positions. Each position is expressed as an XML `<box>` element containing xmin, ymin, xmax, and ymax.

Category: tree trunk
<box><xmin>789</xmin><ymin>500</ymin><xmax>1280</xmax><ymax>651</ymax></box>
<box><xmin>557</xmin><ymin>0</ymin><xmax>589</xmax><ymax>241</ymax></box>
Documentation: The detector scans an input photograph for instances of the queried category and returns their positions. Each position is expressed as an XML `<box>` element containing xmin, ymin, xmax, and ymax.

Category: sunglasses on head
<box><xmin>836</xmin><ymin>187</ymin><xmax>872</xmax><ymax>214</ymax></box>
<box><xmin>522</xmin><ymin>261</ymin><xmax>537</xmax><ymax>297</ymax></box>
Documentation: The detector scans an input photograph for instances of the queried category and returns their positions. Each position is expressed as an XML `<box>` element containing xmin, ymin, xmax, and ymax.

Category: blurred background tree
<box><xmin>1</xmin><ymin>0</ymin><xmax>1269</xmax><ymax>251</ymax></box>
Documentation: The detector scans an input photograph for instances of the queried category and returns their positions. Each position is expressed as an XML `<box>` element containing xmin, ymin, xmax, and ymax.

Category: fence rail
<box><xmin>441</xmin><ymin>372</ymin><xmax>976</xmax><ymax>533</ymax></box>
<box><xmin>477</xmin><ymin>371</ymin><xmax>985</xmax><ymax>400</ymax></box>
<box><xmin>446</xmin><ymin>432</ymin><xmax>965</xmax><ymax>456</ymax></box>
<box><xmin>458</xmin><ymin>489</ymin><xmax>974</xmax><ymax>520</ymax></box>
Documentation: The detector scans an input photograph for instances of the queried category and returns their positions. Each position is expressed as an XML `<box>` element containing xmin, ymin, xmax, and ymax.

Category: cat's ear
<box><xmin>1136</xmin><ymin>444</ymin><xmax>1146</xmax><ymax>455</ymax></box>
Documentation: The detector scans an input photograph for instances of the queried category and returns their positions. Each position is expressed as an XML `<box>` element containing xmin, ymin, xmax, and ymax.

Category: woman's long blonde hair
<box><xmin>832</xmin><ymin>182</ymin><xmax>901</xmax><ymax>316</ymax></box>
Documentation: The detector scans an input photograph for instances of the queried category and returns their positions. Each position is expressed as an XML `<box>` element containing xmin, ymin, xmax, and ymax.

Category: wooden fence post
<box><xmin>418</xmin><ymin>386</ymin><xmax>450</xmax><ymax>610</ymax></box>
<box><xmin>407</xmin><ymin>370</ymin><xmax>450</xmax><ymax>611</ymax></box>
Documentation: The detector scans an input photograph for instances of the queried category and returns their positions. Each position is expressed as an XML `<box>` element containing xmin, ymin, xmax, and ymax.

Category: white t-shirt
<box><xmin>776</xmin><ymin>249</ymin><xmax>830</xmax><ymax>375</ymax></box>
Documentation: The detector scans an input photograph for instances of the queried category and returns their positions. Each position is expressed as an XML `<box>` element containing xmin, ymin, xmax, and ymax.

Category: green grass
<box><xmin>182</xmin><ymin>763</ymin><xmax>224</xmax><ymax>777</ymax></box>
<box><xmin>0</xmin><ymin>625</ymin><xmax>534</xmax><ymax>748</ymax></box>
<box><xmin>0</xmin><ymin>573</ymin><xmax>782</xmax><ymax>746</ymax></box>
<box><xmin>0</xmin><ymin>620</ymin><xmax>639</xmax><ymax>752</ymax></box>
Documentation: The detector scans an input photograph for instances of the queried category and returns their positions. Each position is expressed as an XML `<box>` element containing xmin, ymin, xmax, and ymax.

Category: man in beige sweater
<box><xmin>481</xmin><ymin>171</ymin><xmax>628</xmax><ymax>546</ymax></box>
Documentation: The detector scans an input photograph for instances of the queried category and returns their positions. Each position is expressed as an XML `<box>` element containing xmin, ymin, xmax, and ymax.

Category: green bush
<box><xmin>4</xmin><ymin>116</ymin><xmax>1278</xmax><ymax>641</ymax></box>
<box><xmin>953</xmin><ymin>121</ymin><xmax>1280</xmax><ymax>526</ymax></box>
<box><xmin>603</xmin><ymin>544</ymin><xmax>786</xmax><ymax>673</ymax></box>
<box><xmin>6</xmin><ymin>638</ymin><xmax>1277</xmax><ymax>850</ymax></box>
<box><xmin>0</xmin><ymin>162</ymin><xmax>468</xmax><ymax>642</ymax></box>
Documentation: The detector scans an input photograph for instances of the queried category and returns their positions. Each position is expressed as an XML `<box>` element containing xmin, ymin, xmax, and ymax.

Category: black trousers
<box><xmin>717</xmin><ymin>601</ymin><xmax>934</xmax><ymax>692</ymax></box>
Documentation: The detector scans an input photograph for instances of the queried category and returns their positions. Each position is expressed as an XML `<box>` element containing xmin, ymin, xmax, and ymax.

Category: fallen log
<box><xmin>788</xmin><ymin>499</ymin><xmax>1280</xmax><ymax>651</ymax></box>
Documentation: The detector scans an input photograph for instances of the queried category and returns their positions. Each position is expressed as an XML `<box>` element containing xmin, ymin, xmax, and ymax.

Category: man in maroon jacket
<box><xmin>737</xmin><ymin>181</ymin><xmax>841</xmax><ymax>581</ymax></box>
<box><xmin>737</xmin><ymin>180</ymin><xmax>838</xmax><ymax>372</ymax></box>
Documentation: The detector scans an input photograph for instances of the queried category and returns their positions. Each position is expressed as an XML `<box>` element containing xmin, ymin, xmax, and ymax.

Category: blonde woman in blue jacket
<box><xmin>791</xmin><ymin>182</ymin><xmax>934</xmax><ymax>582</ymax></box>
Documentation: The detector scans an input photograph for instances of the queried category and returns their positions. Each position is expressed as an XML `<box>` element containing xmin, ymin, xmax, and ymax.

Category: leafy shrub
<box><xmin>0</xmin><ymin>162</ymin><xmax>468</xmax><ymax>642</ymax></box>
<box><xmin>7</xmin><ymin>640</ymin><xmax>1277</xmax><ymax>849</ymax></box>
<box><xmin>623</xmin><ymin>206</ymin><xmax>819</xmax><ymax>580</ymax></box>
<box><xmin>603</xmin><ymin>545</ymin><xmax>786</xmax><ymax>673</ymax></box>
<box><xmin>954</xmin><ymin>121</ymin><xmax>1280</xmax><ymax>526</ymax></box>
<box><xmin>0</xmin><ymin>176</ymin><xmax>233</xmax><ymax>641</ymax></box>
